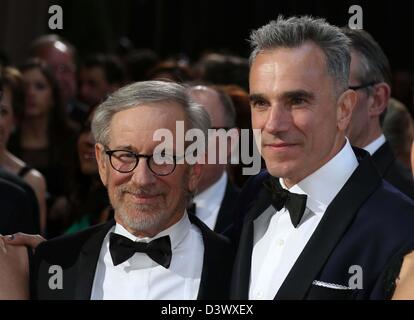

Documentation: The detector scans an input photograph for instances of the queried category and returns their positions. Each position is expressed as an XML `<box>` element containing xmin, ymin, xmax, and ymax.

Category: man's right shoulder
<box><xmin>35</xmin><ymin>221</ymin><xmax>113</xmax><ymax>262</ymax></box>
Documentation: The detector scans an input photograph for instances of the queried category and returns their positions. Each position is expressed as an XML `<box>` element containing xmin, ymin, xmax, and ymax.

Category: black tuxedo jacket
<box><xmin>0</xmin><ymin>177</ymin><xmax>38</xmax><ymax>235</ymax></box>
<box><xmin>371</xmin><ymin>142</ymin><xmax>414</xmax><ymax>199</ymax></box>
<box><xmin>31</xmin><ymin>214</ymin><xmax>234</xmax><ymax>300</ymax></box>
<box><xmin>230</xmin><ymin>148</ymin><xmax>414</xmax><ymax>300</ymax></box>
<box><xmin>214</xmin><ymin>180</ymin><xmax>240</xmax><ymax>234</ymax></box>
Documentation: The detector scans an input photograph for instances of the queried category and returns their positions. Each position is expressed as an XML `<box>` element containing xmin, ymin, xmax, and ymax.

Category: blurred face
<box><xmin>345</xmin><ymin>50</ymin><xmax>374</xmax><ymax>148</ymax></box>
<box><xmin>0</xmin><ymin>87</ymin><xmax>15</xmax><ymax>151</ymax></box>
<box><xmin>95</xmin><ymin>103</ymin><xmax>202</xmax><ymax>237</ymax></box>
<box><xmin>249</xmin><ymin>43</ymin><xmax>355</xmax><ymax>187</ymax></box>
<box><xmin>78</xmin><ymin>113</ymin><xmax>97</xmax><ymax>175</ymax></box>
<box><xmin>79</xmin><ymin>66</ymin><xmax>111</xmax><ymax>107</ymax></box>
<box><xmin>36</xmin><ymin>43</ymin><xmax>77</xmax><ymax>103</ymax></box>
<box><xmin>23</xmin><ymin>68</ymin><xmax>54</xmax><ymax>117</ymax></box>
<box><xmin>189</xmin><ymin>87</ymin><xmax>228</xmax><ymax>192</ymax></box>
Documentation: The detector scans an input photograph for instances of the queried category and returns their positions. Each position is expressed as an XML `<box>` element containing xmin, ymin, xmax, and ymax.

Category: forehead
<box><xmin>249</xmin><ymin>42</ymin><xmax>331</xmax><ymax>95</ymax></box>
<box><xmin>189</xmin><ymin>88</ymin><xmax>224</xmax><ymax>126</ymax></box>
<box><xmin>109</xmin><ymin>102</ymin><xmax>187</xmax><ymax>147</ymax></box>
<box><xmin>38</xmin><ymin>44</ymin><xmax>74</xmax><ymax>65</ymax></box>
<box><xmin>23</xmin><ymin>68</ymin><xmax>46</xmax><ymax>81</ymax></box>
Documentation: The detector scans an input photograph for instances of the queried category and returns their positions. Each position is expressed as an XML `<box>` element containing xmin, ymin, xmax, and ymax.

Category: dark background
<box><xmin>0</xmin><ymin>0</ymin><xmax>412</xmax><ymax>69</ymax></box>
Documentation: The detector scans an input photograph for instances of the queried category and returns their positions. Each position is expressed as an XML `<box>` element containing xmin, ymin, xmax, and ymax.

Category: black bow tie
<box><xmin>263</xmin><ymin>178</ymin><xmax>307</xmax><ymax>228</ymax></box>
<box><xmin>187</xmin><ymin>201</ymin><xmax>197</xmax><ymax>215</ymax></box>
<box><xmin>109</xmin><ymin>233</ymin><xmax>172</xmax><ymax>268</ymax></box>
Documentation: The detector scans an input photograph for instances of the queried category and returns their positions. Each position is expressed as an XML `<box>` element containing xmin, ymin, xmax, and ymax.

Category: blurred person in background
<box><xmin>29</xmin><ymin>34</ymin><xmax>87</xmax><ymax>125</ymax></box>
<box><xmin>79</xmin><ymin>54</ymin><xmax>125</xmax><ymax>109</ymax></box>
<box><xmin>383</xmin><ymin>98</ymin><xmax>414</xmax><ymax>170</ymax></box>
<box><xmin>50</xmin><ymin>107</ymin><xmax>110</xmax><ymax>235</ymax></box>
<box><xmin>0</xmin><ymin>66</ymin><xmax>47</xmax><ymax>234</ymax></box>
<box><xmin>343</xmin><ymin>28</ymin><xmax>414</xmax><ymax>199</ymax></box>
<box><xmin>8</xmin><ymin>59</ymin><xmax>78</xmax><ymax>238</ymax></box>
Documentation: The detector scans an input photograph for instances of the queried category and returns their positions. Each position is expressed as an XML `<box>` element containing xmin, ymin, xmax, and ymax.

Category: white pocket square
<box><xmin>312</xmin><ymin>280</ymin><xmax>352</xmax><ymax>290</ymax></box>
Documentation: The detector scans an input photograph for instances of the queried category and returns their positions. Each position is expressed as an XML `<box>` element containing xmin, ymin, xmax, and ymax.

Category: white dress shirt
<box><xmin>193</xmin><ymin>172</ymin><xmax>227</xmax><ymax>230</ymax></box>
<box><xmin>249</xmin><ymin>140</ymin><xmax>359</xmax><ymax>300</ymax></box>
<box><xmin>363</xmin><ymin>134</ymin><xmax>386</xmax><ymax>155</ymax></box>
<box><xmin>91</xmin><ymin>213</ymin><xmax>204</xmax><ymax>300</ymax></box>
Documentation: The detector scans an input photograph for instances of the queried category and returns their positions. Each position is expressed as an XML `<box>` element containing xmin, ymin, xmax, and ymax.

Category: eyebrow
<box><xmin>249</xmin><ymin>90</ymin><xmax>315</xmax><ymax>103</ymax></box>
<box><xmin>282</xmin><ymin>90</ymin><xmax>315</xmax><ymax>102</ymax></box>
<box><xmin>111</xmin><ymin>145</ymin><xmax>137</xmax><ymax>151</ymax></box>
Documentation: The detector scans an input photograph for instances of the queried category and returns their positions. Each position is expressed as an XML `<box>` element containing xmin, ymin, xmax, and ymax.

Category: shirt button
<box><xmin>256</xmin><ymin>291</ymin><xmax>263</xmax><ymax>299</ymax></box>
<box><xmin>277</xmin><ymin>239</ymin><xmax>285</xmax><ymax>246</ymax></box>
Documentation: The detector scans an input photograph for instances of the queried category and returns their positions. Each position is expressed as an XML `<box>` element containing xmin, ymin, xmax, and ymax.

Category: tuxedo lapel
<box><xmin>231</xmin><ymin>183</ymin><xmax>273</xmax><ymax>299</ymax></box>
<box><xmin>74</xmin><ymin>220</ymin><xmax>115</xmax><ymax>299</ymax></box>
<box><xmin>186</xmin><ymin>214</ymin><xmax>233</xmax><ymax>300</ymax></box>
<box><xmin>275</xmin><ymin>149</ymin><xmax>382</xmax><ymax>299</ymax></box>
<box><xmin>214</xmin><ymin>180</ymin><xmax>240</xmax><ymax>234</ymax></box>
<box><xmin>371</xmin><ymin>142</ymin><xmax>394</xmax><ymax>176</ymax></box>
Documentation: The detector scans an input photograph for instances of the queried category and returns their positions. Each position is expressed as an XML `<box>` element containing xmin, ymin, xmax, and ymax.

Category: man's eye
<box><xmin>251</xmin><ymin>100</ymin><xmax>268</xmax><ymax>108</ymax></box>
<box><xmin>118</xmin><ymin>152</ymin><xmax>136</xmax><ymax>161</ymax></box>
<box><xmin>290</xmin><ymin>97</ymin><xmax>307</xmax><ymax>106</ymax></box>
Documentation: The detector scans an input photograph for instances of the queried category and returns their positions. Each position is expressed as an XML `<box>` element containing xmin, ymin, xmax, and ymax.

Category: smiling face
<box><xmin>95</xmin><ymin>102</ymin><xmax>202</xmax><ymax>237</ymax></box>
<box><xmin>249</xmin><ymin>43</ymin><xmax>355</xmax><ymax>187</ymax></box>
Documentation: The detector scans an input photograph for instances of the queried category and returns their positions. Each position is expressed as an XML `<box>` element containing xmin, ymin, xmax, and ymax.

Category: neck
<box><xmin>21</xmin><ymin>115</ymin><xmax>49</xmax><ymax>147</ymax></box>
<box><xmin>354</xmin><ymin>120</ymin><xmax>383</xmax><ymax>149</ymax></box>
<box><xmin>197</xmin><ymin>167</ymin><xmax>225</xmax><ymax>194</ymax></box>
<box><xmin>115</xmin><ymin>210</ymin><xmax>185</xmax><ymax>238</ymax></box>
<box><xmin>283</xmin><ymin>135</ymin><xmax>347</xmax><ymax>189</ymax></box>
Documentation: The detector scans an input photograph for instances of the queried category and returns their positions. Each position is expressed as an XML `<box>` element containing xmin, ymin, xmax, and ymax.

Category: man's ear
<box><xmin>337</xmin><ymin>89</ymin><xmax>357</xmax><ymax>131</ymax></box>
<box><xmin>95</xmin><ymin>143</ymin><xmax>108</xmax><ymax>186</ymax></box>
<box><xmin>188</xmin><ymin>162</ymin><xmax>204</xmax><ymax>194</ymax></box>
<box><xmin>368</xmin><ymin>82</ymin><xmax>391</xmax><ymax>117</ymax></box>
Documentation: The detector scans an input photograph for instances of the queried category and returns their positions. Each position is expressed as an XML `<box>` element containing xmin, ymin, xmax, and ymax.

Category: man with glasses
<box><xmin>342</xmin><ymin>28</ymin><xmax>414</xmax><ymax>199</ymax></box>
<box><xmin>30</xmin><ymin>81</ymin><xmax>234</xmax><ymax>300</ymax></box>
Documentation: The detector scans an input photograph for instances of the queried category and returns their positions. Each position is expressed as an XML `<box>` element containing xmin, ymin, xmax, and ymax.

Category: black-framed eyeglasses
<box><xmin>349</xmin><ymin>82</ymin><xmax>378</xmax><ymax>91</ymax></box>
<box><xmin>104</xmin><ymin>148</ymin><xmax>178</xmax><ymax>176</ymax></box>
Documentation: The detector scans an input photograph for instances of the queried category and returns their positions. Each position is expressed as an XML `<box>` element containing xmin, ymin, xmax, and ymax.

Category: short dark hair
<box><xmin>82</xmin><ymin>54</ymin><xmax>125</xmax><ymax>85</ymax></box>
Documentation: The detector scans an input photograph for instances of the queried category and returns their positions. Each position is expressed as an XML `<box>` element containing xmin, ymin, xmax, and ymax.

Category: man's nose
<box><xmin>264</xmin><ymin>104</ymin><xmax>291</xmax><ymax>134</ymax></box>
<box><xmin>130</xmin><ymin>158</ymin><xmax>157</xmax><ymax>185</ymax></box>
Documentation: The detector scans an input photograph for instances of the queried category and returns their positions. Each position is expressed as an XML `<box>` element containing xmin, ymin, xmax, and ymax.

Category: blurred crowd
<box><xmin>0</xmin><ymin>33</ymin><xmax>413</xmax><ymax>239</ymax></box>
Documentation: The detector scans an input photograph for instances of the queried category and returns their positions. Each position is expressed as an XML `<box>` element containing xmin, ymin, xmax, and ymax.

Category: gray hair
<box><xmin>92</xmin><ymin>80</ymin><xmax>211</xmax><ymax>146</ymax></box>
<box><xmin>249</xmin><ymin>15</ymin><xmax>351</xmax><ymax>93</ymax></box>
<box><xmin>341</xmin><ymin>28</ymin><xmax>391</xmax><ymax>87</ymax></box>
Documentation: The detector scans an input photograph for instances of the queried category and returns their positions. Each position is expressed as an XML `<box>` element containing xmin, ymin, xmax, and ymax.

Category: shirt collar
<box><xmin>114</xmin><ymin>213</ymin><xmax>191</xmax><ymax>251</ymax></box>
<box><xmin>194</xmin><ymin>172</ymin><xmax>227</xmax><ymax>211</ymax></box>
<box><xmin>363</xmin><ymin>134</ymin><xmax>386</xmax><ymax>155</ymax></box>
<box><xmin>280</xmin><ymin>139</ymin><xmax>359</xmax><ymax>215</ymax></box>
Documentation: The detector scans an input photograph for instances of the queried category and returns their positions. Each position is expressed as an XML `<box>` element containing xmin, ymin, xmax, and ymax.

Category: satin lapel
<box><xmin>231</xmin><ymin>180</ymin><xmax>274</xmax><ymax>299</ymax></box>
<box><xmin>371</xmin><ymin>142</ymin><xmax>394</xmax><ymax>176</ymax></box>
<box><xmin>214</xmin><ymin>181</ymin><xmax>239</xmax><ymax>234</ymax></box>
<box><xmin>190</xmin><ymin>214</ymin><xmax>220</xmax><ymax>300</ymax></box>
<box><xmin>74</xmin><ymin>220</ymin><xmax>115</xmax><ymax>299</ymax></box>
<box><xmin>275</xmin><ymin>151</ymin><xmax>381</xmax><ymax>300</ymax></box>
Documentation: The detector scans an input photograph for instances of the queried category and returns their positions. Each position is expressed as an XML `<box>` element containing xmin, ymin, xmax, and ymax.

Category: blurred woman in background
<box><xmin>0</xmin><ymin>66</ymin><xmax>47</xmax><ymax>234</ymax></box>
<box><xmin>8</xmin><ymin>59</ymin><xmax>78</xmax><ymax>238</ymax></box>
